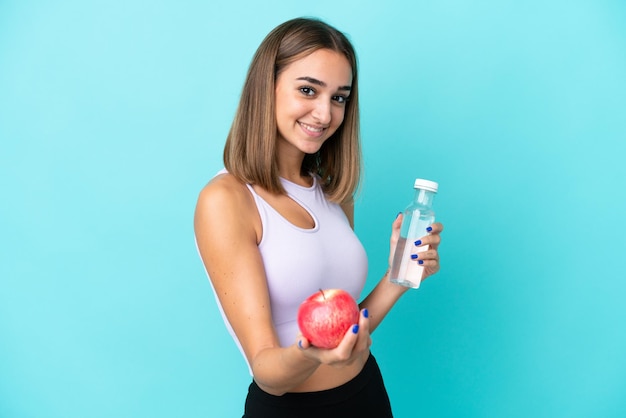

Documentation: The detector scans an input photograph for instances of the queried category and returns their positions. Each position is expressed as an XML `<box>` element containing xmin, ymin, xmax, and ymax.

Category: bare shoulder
<box><xmin>196</xmin><ymin>172</ymin><xmax>250</xmax><ymax>208</ymax></box>
<box><xmin>194</xmin><ymin>173</ymin><xmax>260</xmax><ymax>241</ymax></box>
<box><xmin>195</xmin><ymin>173</ymin><xmax>255</xmax><ymax>219</ymax></box>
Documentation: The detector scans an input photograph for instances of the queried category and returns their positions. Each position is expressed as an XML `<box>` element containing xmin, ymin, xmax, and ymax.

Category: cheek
<box><xmin>332</xmin><ymin>107</ymin><xmax>346</xmax><ymax>127</ymax></box>
<box><xmin>279</xmin><ymin>97</ymin><xmax>309</xmax><ymax>121</ymax></box>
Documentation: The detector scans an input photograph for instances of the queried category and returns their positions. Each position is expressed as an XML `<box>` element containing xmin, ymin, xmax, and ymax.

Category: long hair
<box><xmin>223</xmin><ymin>17</ymin><xmax>361</xmax><ymax>203</ymax></box>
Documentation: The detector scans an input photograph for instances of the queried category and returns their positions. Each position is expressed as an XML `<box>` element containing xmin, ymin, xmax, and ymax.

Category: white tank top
<box><xmin>204</xmin><ymin>171</ymin><xmax>368</xmax><ymax>373</ymax></box>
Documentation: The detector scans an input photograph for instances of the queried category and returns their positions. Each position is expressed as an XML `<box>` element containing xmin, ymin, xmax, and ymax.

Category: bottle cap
<box><xmin>413</xmin><ymin>178</ymin><xmax>438</xmax><ymax>192</ymax></box>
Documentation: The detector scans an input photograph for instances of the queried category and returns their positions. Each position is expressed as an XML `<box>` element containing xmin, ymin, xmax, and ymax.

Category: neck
<box><xmin>279</xmin><ymin>166</ymin><xmax>312</xmax><ymax>187</ymax></box>
<box><xmin>277</xmin><ymin>139</ymin><xmax>310</xmax><ymax>186</ymax></box>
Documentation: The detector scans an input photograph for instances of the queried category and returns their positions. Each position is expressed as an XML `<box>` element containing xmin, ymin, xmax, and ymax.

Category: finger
<box><xmin>428</xmin><ymin>222</ymin><xmax>444</xmax><ymax>234</ymax></box>
<box><xmin>389</xmin><ymin>214</ymin><xmax>404</xmax><ymax>267</ymax></box>
<box><xmin>357</xmin><ymin>309</ymin><xmax>370</xmax><ymax>335</ymax></box>
<box><xmin>413</xmin><ymin>234</ymin><xmax>441</xmax><ymax>248</ymax></box>
<box><xmin>390</xmin><ymin>213</ymin><xmax>403</xmax><ymax>244</ymax></box>
<box><xmin>415</xmin><ymin>258</ymin><xmax>439</xmax><ymax>269</ymax></box>
<box><xmin>360</xmin><ymin>308</ymin><xmax>370</xmax><ymax>328</ymax></box>
<box><xmin>332</xmin><ymin>322</ymin><xmax>361</xmax><ymax>361</ymax></box>
<box><xmin>411</xmin><ymin>249</ymin><xmax>439</xmax><ymax>260</ymax></box>
<box><xmin>356</xmin><ymin>309</ymin><xmax>372</xmax><ymax>350</ymax></box>
<box><xmin>410</xmin><ymin>222</ymin><xmax>441</xmax><ymax>246</ymax></box>
<box><xmin>393</xmin><ymin>212</ymin><xmax>404</xmax><ymax>229</ymax></box>
<box><xmin>297</xmin><ymin>335</ymin><xmax>312</xmax><ymax>350</ymax></box>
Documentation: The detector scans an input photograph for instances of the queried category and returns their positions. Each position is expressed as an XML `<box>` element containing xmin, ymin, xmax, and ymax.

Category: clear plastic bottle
<box><xmin>389</xmin><ymin>179</ymin><xmax>438</xmax><ymax>288</ymax></box>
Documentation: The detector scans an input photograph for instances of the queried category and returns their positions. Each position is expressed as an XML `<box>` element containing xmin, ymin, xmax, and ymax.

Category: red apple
<box><xmin>297</xmin><ymin>288</ymin><xmax>360</xmax><ymax>349</ymax></box>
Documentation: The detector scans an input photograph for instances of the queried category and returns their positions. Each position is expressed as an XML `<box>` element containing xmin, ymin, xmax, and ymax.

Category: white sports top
<box><xmin>203</xmin><ymin>170</ymin><xmax>368</xmax><ymax>373</ymax></box>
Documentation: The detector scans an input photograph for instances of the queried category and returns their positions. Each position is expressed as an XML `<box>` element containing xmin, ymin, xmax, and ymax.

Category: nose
<box><xmin>311</xmin><ymin>99</ymin><xmax>332</xmax><ymax>125</ymax></box>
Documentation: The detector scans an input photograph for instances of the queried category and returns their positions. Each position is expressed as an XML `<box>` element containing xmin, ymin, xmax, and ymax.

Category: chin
<box><xmin>300</xmin><ymin>144</ymin><xmax>325</xmax><ymax>155</ymax></box>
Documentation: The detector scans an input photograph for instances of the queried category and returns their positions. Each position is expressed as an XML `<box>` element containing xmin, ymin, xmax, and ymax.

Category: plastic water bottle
<box><xmin>389</xmin><ymin>179</ymin><xmax>438</xmax><ymax>288</ymax></box>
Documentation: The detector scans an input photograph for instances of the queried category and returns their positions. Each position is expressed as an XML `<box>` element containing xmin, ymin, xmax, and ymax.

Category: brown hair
<box><xmin>223</xmin><ymin>17</ymin><xmax>361</xmax><ymax>203</ymax></box>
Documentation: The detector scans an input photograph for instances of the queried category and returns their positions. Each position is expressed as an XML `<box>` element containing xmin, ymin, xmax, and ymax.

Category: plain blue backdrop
<box><xmin>1</xmin><ymin>1</ymin><xmax>625</xmax><ymax>417</ymax></box>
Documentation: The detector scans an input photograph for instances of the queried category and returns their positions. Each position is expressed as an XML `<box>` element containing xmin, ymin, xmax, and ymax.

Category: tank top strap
<box><xmin>213</xmin><ymin>168</ymin><xmax>269</xmax><ymax>222</ymax></box>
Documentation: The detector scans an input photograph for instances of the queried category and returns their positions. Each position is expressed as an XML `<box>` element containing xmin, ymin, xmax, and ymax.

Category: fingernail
<box><xmin>418</xmin><ymin>260</ymin><xmax>424</xmax><ymax>265</ymax></box>
<box><xmin>411</xmin><ymin>254</ymin><xmax>418</xmax><ymax>260</ymax></box>
<box><xmin>396</xmin><ymin>212</ymin><xmax>402</xmax><ymax>219</ymax></box>
<box><xmin>363</xmin><ymin>308</ymin><xmax>369</xmax><ymax>318</ymax></box>
<box><xmin>426</xmin><ymin>226</ymin><xmax>433</xmax><ymax>232</ymax></box>
<box><xmin>352</xmin><ymin>324</ymin><xmax>359</xmax><ymax>334</ymax></box>
<box><xmin>414</xmin><ymin>240</ymin><xmax>422</xmax><ymax>246</ymax></box>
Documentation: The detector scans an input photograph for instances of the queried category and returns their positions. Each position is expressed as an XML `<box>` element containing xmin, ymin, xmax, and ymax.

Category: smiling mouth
<box><xmin>298</xmin><ymin>122</ymin><xmax>326</xmax><ymax>133</ymax></box>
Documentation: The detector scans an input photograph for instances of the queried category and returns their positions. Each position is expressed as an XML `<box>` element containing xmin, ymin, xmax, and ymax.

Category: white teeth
<box><xmin>300</xmin><ymin>122</ymin><xmax>324</xmax><ymax>133</ymax></box>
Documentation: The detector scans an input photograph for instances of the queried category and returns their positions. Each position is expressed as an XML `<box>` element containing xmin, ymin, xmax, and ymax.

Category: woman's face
<box><xmin>274</xmin><ymin>48</ymin><xmax>353</xmax><ymax>157</ymax></box>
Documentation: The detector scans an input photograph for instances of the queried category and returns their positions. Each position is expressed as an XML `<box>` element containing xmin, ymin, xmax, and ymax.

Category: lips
<box><xmin>298</xmin><ymin>121</ymin><xmax>326</xmax><ymax>134</ymax></box>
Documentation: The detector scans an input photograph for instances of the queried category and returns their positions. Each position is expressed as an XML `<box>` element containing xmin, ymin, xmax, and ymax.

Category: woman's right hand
<box><xmin>296</xmin><ymin>308</ymin><xmax>372</xmax><ymax>367</ymax></box>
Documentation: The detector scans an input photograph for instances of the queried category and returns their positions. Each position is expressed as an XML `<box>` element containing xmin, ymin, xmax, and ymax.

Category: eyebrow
<box><xmin>296</xmin><ymin>76</ymin><xmax>351</xmax><ymax>91</ymax></box>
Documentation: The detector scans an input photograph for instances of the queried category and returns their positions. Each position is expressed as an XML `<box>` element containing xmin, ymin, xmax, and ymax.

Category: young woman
<box><xmin>194</xmin><ymin>17</ymin><xmax>443</xmax><ymax>417</ymax></box>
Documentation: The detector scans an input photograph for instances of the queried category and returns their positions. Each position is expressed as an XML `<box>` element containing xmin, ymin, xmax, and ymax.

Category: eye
<box><xmin>299</xmin><ymin>86</ymin><xmax>316</xmax><ymax>96</ymax></box>
<box><xmin>333</xmin><ymin>95</ymin><xmax>349</xmax><ymax>104</ymax></box>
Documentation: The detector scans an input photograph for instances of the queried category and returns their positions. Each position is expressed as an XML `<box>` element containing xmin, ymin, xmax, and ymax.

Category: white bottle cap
<box><xmin>413</xmin><ymin>178</ymin><xmax>438</xmax><ymax>192</ymax></box>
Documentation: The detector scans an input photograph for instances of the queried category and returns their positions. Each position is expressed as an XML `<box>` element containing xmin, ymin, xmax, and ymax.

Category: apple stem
<box><xmin>319</xmin><ymin>288</ymin><xmax>325</xmax><ymax>300</ymax></box>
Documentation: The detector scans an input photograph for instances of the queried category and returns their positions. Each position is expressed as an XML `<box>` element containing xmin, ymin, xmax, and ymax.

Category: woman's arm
<box><xmin>195</xmin><ymin>175</ymin><xmax>320</xmax><ymax>395</ymax></box>
<box><xmin>195</xmin><ymin>175</ymin><xmax>369</xmax><ymax>395</ymax></box>
<box><xmin>343</xmin><ymin>210</ymin><xmax>443</xmax><ymax>333</ymax></box>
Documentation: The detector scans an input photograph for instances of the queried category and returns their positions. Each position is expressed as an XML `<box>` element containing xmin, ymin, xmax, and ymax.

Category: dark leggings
<box><xmin>242</xmin><ymin>354</ymin><xmax>393</xmax><ymax>417</ymax></box>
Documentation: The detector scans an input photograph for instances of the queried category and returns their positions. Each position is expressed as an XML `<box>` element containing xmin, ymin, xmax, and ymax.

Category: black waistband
<box><xmin>247</xmin><ymin>353</ymin><xmax>381</xmax><ymax>408</ymax></box>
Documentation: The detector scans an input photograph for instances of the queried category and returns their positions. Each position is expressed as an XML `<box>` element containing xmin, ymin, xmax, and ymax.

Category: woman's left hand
<box><xmin>388</xmin><ymin>215</ymin><xmax>444</xmax><ymax>282</ymax></box>
<box><xmin>414</xmin><ymin>222</ymin><xmax>444</xmax><ymax>281</ymax></box>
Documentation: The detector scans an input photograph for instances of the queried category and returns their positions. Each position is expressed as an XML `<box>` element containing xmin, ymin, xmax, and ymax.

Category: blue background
<box><xmin>1</xmin><ymin>1</ymin><xmax>625</xmax><ymax>417</ymax></box>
